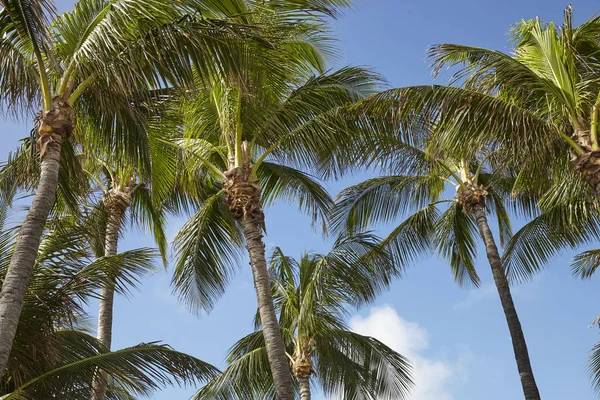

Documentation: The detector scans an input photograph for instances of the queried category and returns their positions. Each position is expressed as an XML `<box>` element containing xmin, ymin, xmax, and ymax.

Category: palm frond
<box><xmin>194</xmin><ymin>331</ymin><xmax>278</xmax><ymax>400</ymax></box>
<box><xmin>172</xmin><ymin>191</ymin><xmax>245</xmax><ymax>312</ymax></box>
<box><xmin>72</xmin><ymin>248</ymin><xmax>159</xmax><ymax>298</ymax></box>
<box><xmin>5</xmin><ymin>338</ymin><xmax>219</xmax><ymax>400</ymax></box>
<box><xmin>572</xmin><ymin>249</ymin><xmax>600</xmax><ymax>279</ymax></box>
<box><xmin>435</xmin><ymin>201</ymin><xmax>480</xmax><ymax>287</ymax></box>
<box><xmin>361</xmin><ymin>85</ymin><xmax>559</xmax><ymax>165</ymax></box>
<box><xmin>257</xmin><ymin>162</ymin><xmax>332</xmax><ymax>229</ymax></box>
<box><xmin>589</xmin><ymin>341</ymin><xmax>600</xmax><ymax>394</ymax></box>
<box><xmin>502</xmin><ymin>201</ymin><xmax>600</xmax><ymax>283</ymax></box>
<box><xmin>317</xmin><ymin>329</ymin><xmax>413</xmax><ymax>400</ymax></box>
<box><xmin>331</xmin><ymin>175</ymin><xmax>442</xmax><ymax>234</ymax></box>
<box><xmin>378</xmin><ymin>203</ymin><xmax>440</xmax><ymax>269</ymax></box>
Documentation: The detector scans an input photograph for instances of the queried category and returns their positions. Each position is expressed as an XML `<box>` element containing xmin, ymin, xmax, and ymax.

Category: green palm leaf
<box><xmin>172</xmin><ymin>191</ymin><xmax>244</xmax><ymax>312</ymax></box>
<box><xmin>4</xmin><ymin>338</ymin><xmax>219</xmax><ymax>400</ymax></box>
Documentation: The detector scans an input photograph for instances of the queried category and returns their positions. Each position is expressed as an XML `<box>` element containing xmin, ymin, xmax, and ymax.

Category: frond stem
<box><xmin>83</xmin><ymin>169</ymin><xmax>108</xmax><ymax>192</ymax></box>
<box><xmin>57</xmin><ymin>61</ymin><xmax>77</xmax><ymax>96</ymax></box>
<box><xmin>436</xmin><ymin>160</ymin><xmax>467</xmax><ymax>189</ymax></box>
<box><xmin>473</xmin><ymin>151</ymin><xmax>495</xmax><ymax>185</ymax></box>
<box><xmin>560</xmin><ymin>131</ymin><xmax>585</xmax><ymax>155</ymax></box>
<box><xmin>68</xmin><ymin>74</ymin><xmax>97</xmax><ymax>105</ymax></box>
<box><xmin>234</xmin><ymin>90</ymin><xmax>243</xmax><ymax>168</ymax></box>
<box><xmin>35</xmin><ymin>51</ymin><xmax>52</xmax><ymax>111</ymax></box>
<box><xmin>591</xmin><ymin>94</ymin><xmax>600</xmax><ymax>150</ymax></box>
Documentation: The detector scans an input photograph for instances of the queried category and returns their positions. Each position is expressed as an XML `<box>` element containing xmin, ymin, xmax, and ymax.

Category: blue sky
<box><xmin>2</xmin><ymin>1</ymin><xmax>600</xmax><ymax>399</ymax></box>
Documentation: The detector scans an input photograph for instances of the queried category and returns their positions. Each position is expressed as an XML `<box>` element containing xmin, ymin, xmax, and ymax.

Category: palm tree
<box><xmin>80</xmin><ymin>158</ymin><xmax>169</xmax><ymax>400</ymax></box>
<box><xmin>358</xmin><ymin>7</ymin><xmax>600</xmax><ymax>199</ymax></box>
<box><xmin>195</xmin><ymin>233</ymin><xmax>411</xmax><ymax>400</ymax></box>
<box><xmin>169</xmin><ymin>58</ymin><xmax>383</xmax><ymax>398</ymax></box>
<box><xmin>162</xmin><ymin>3</ymin><xmax>382</xmax><ymax>398</ymax></box>
<box><xmin>0</xmin><ymin>195</ymin><xmax>219</xmax><ymax>399</ymax></box>
<box><xmin>0</xmin><ymin>0</ymin><xmax>266</xmax><ymax>371</ymax></box>
<box><xmin>332</xmin><ymin>139</ymin><xmax>541</xmax><ymax>399</ymax></box>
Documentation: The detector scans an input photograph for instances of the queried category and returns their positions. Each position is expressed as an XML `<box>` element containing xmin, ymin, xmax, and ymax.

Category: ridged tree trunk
<box><xmin>292</xmin><ymin>344</ymin><xmax>313</xmax><ymax>400</ymax></box>
<box><xmin>298</xmin><ymin>374</ymin><xmax>311</xmax><ymax>400</ymax></box>
<box><xmin>241</xmin><ymin>217</ymin><xmax>294</xmax><ymax>400</ymax></box>
<box><xmin>0</xmin><ymin>97</ymin><xmax>71</xmax><ymax>373</ymax></box>
<box><xmin>91</xmin><ymin>186</ymin><xmax>130</xmax><ymax>400</ymax></box>
<box><xmin>224</xmin><ymin>143</ymin><xmax>293</xmax><ymax>400</ymax></box>
<box><xmin>472</xmin><ymin>205</ymin><xmax>541</xmax><ymax>400</ymax></box>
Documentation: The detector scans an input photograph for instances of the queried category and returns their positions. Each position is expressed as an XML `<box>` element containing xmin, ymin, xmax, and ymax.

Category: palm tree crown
<box><xmin>196</xmin><ymin>233</ymin><xmax>412</xmax><ymax>400</ymax></box>
<box><xmin>332</xmin><ymin>135</ymin><xmax>541</xmax><ymax>399</ymax></box>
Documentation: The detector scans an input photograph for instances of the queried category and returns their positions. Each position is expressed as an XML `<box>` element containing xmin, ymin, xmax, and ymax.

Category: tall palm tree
<box><xmin>195</xmin><ymin>233</ymin><xmax>411</xmax><ymax>400</ymax></box>
<box><xmin>332</xmin><ymin>140</ymin><xmax>541</xmax><ymax>399</ymax></box>
<box><xmin>162</xmin><ymin>3</ymin><xmax>380</xmax><ymax>398</ymax></box>
<box><xmin>0</xmin><ymin>196</ymin><xmax>219</xmax><ymax>399</ymax></box>
<box><xmin>0</xmin><ymin>0</ymin><xmax>258</xmax><ymax>372</ymax></box>
<box><xmin>170</xmin><ymin>57</ymin><xmax>383</xmax><ymax>398</ymax></box>
<box><xmin>80</xmin><ymin>158</ymin><xmax>169</xmax><ymax>400</ymax></box>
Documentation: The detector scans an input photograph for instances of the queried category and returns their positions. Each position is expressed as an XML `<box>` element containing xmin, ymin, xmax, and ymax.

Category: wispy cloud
<box><xmin>350</xmin><ymin>306</ymin><xmax>471</xmax><ymax>400</ymax></box>
<box><xmin>452</xmin><ymin>283</ymin><xmax>497</xmax><ymax>311</ymax></box>
<box><xmin>452</xmin><ymin>276</ymin><xmax>544</xmax><ymax>311</ymax></box>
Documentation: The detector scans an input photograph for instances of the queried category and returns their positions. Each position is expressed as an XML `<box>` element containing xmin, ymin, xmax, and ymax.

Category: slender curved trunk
<box><xmin>472</xmin><ymin>205</ymin><xmax>541</xmax><ymax>400</ymax></box>
<box><xmin>0</xmin><ymin>139</ymin><xmax>62</xmax><ymax>373</ymax></box>
<box><xmin>241</xmin><ymin>217</ymin><xmax>294</xmax><ymax>400</ymax></box>
<box><xmin>298</xmin><ymin>374</ymin><xmax>311</xmax><ymax>400</ymax></box>
<box><xmin>0</xmin><ymin>97</ymin><xmax>71</xmax><ymax>374</ymax></box>
<box><xmin>91</xmin><ymin>193</ymin><xmax>128</xmax><ymax>400</ymax></box>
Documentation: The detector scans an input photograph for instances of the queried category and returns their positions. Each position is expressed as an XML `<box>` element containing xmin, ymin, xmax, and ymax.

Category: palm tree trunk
<box><xmin>241</xmin><ymin>217</ymin><xmax>294</xmax><ymax>400</ymax></box>
<box><xmin>472</xmin><ymin>205</ymin><xmax>541</xmax><ymax>400</ymax></box>
<box><xmin>298</xmin><ymin>374</ymin><xmax>311</xmax><ymax>400</ymax></box>
<box><xmin>0</xmin><ymin>135</ymin><xmax>63</xmax><ymax>373</ymax></box>
<box><xmin>90</xmin><ymin>203</ymin><xmax>125</xmax><ymax>400</ymax></box>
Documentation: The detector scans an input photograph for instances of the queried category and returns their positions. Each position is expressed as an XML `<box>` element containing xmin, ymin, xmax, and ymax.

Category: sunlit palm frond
<box><xmin>0</xmin><ymin>9</ymin><xmax>40</xmax><ymax>115</ymax></box>
<box><xmin>378</xmin><ymin>202</ymin><xmax>440</xmax><ymax>269</ymax></box>
<box><xmin>572</xmin><ymin>249</ymin><xmax>600</xmax><ymax>279</ymax></box>
<box><xmin>362</xmin><ymin>85</ymin><xmax>559</xmax><ymax>165</ymax></box>
<box><xmin>129</xmin><ymin>186</ymin><xmax>168</xmax><ymax>264</ymax></box>
<box><xmin>427</xmin><ymin>43</ymin><xmax>569</xmax><ymax>107</ymax></box>
<box><xmin>502</xmin><ymin>202</ymin><xmax>600</xmax><ymax>283</ymax></box>
<box><xmin>589</xmin><ymin>341</ymin><xmax>600</xmax><ymax>395</ymax></box>
<box><xmin>70</xmin><ymin>248</ymin><xmax>158</xmax><ymax>298</ymax></box>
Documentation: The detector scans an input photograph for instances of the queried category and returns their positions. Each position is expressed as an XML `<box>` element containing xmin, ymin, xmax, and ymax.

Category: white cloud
<box><xmin>349</xmin><ymin>306</ymin><xmax>471</xmax><ymax>400</ymax></box>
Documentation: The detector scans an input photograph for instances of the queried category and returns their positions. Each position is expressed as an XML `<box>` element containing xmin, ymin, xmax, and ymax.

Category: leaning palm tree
<box><xmin>0</xmin><ymin>0</ymin><xmax>258</xmax><ymax>369</ymax></box>
<box><xmin>0</xmin><ymin>195</ymin><xmax>219</xmax><ymax>399</ymax></box>
<box><xmin>332</xmin><ymin>139</ymin><xmax>541</xmax><ymax>399</ymax></box>
<box><xmin>0</xmin><ymin>0</ymin><xmax>261</xmax><ymax>372</ymax></box>
<box><xmin>195</xmin><ymin>233</ymin><xmax>411</xmax><ymax>400</ymax></box>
